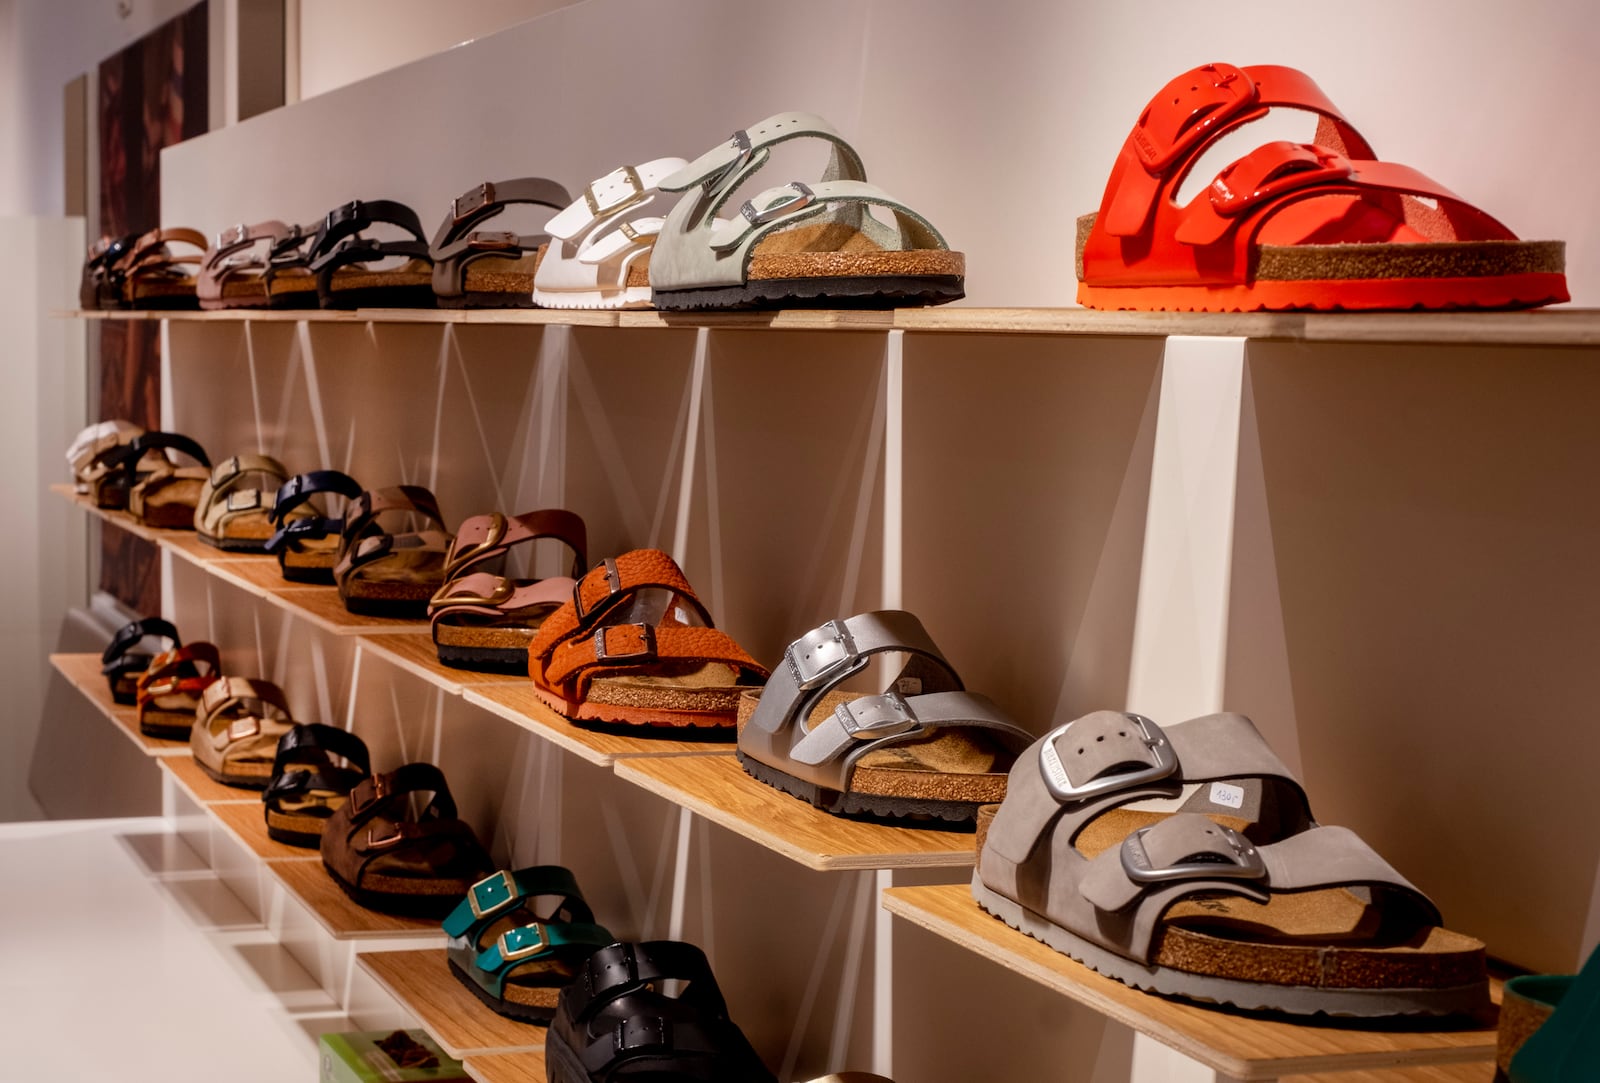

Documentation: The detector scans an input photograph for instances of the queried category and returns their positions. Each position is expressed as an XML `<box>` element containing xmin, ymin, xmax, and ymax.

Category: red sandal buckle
<box><xmin>1132</xmin><ymin>63</ymin><xmax>1258</xmax><ymax>175</ymax></box>
<box><xmin>1209</xmin><ymin>142</ymin><xmax>1353</xmax><ymax>218</ymax></box>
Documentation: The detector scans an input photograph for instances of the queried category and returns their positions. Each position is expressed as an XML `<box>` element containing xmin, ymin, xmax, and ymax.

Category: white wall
<box><xmin>295</xmin><ymin>0</ymin><xmax>578</xmax><ymax>100</ymax></box>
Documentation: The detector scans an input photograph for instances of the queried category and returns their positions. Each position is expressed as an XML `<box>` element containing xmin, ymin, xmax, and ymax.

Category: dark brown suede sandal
<box><xmin>428</xmin><ymin>178</ymin><xmax>570</xmax><ymax>308</ymax></box>
<box><xmin>319</xmin><ymin>763</ymin><xmax>491</xmax><ymax>917</ymax></box>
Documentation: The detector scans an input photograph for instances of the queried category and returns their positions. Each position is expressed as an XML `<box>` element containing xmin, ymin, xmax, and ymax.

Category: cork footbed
<box><xmin>746</xmin><ymin>221</ymin><xmax>964</xmax><ymax>282</ymax></box>
<box><xmin>266</xmin><ymin>270</ymin><xmax>319</xmax><ymax>306</ymax></box>
<box><xmin>976</xmin><ymin>805</ymin><xmax>1485</xmax><ymax>994</ymax></box>
<box><xmin>201</xmin><ymin>276</ymin><xmax>271</xmax><ymax>309</ymax></box>
<box><xmin>449</xmin><ymin>911</ymin><xmax>579</xmax><ymax>1015</ymax></box>
<box><xmin>130</xmin><ymin>473</ymin><xmax>206</xmax><ymax>528</ymax></box>
<box><xmin>536</xmin><ymin>659</ymin><xmax>762</xmax><ymax>729</ymax></box>
<box><xmin>110</xmin><ymin>672</ymin><xmax>140</xmax><ymax>705</ymax></box>
<box><xmin>325</xmin><ymin>260</ymin><xmax>433</xmax><ymax>295</ymax></box>
<box><xmin>196</xmin><ymin>752</ymin><xmax>275</xmax><ymax>788</ymax></box>
<box><xmin>434</xmin><ymin>622</ymin><xmax>539</xmax><ymax>652</ymax></box>
<box><xmin>1074</xmin><ymin>211</ymin><xmax>1567</xmax><ymax>312</ymax></box>
<box><xmin>342</xmin><ymin>551</ymin><xmax>447</xmax><ymax>603</ymax></box>
<box><xmin>736</xmin><ymin>688</ymin><xmax>1009</xmax><ymax>804</ymax></box>
<box><xmin>1496</xmin><ymin>978</ymin><xmax>1561</xmax><ymax>1072</ymax></box>
<box><xmin>128</xmin><ymin>275</ymin><xmax>198</xmax><ymax>304</ymax></box>
<box><xmin>458</xmin><ymin>252</ymin><xmax>540</xmax><ymax>297</ymax></box>
<box><xmin>137</xmin><ymin>697</ymin><xmax>199</xmax><ymax>738</ymax></box>
<box><xmin>264</xmin><ymin>805</ymin><xmax>336</xmax><ymax>844</ymax></box>
<box><xmin>202</xmin><ymin>509</ymin><xmax>276</xmax><ymax>546</ymax></box>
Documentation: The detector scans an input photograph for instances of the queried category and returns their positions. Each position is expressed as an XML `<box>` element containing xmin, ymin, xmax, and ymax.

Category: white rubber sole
<box><xmin>530</xmin><ymin>283</ymin><xmax>653</xmax><ymax>310</ymax></box>
<box><xmin>969</xmin><ymin>874</ymin><xmax>1488</xmax><ymax>1018</ymax></box>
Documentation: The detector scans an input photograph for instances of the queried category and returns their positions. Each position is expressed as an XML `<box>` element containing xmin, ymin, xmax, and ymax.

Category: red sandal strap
<box><xmin>1100</xmin><ymin>63</ymin><xmax>1374</xmax><ymax>239</ymax></box>
<box><xmin>538</xmin><ymin>623</ymin><xmax>766</xmax><ymax>702</ymax></box>
<box><xmin>526</xmin><ymin>550</ymin><xmax>714</xmax><ymax>667</ymax></box>
<box><xmin>135</xmin><ymin>642</ymin><xmax>222</xmax><ymax>702</ymax></box>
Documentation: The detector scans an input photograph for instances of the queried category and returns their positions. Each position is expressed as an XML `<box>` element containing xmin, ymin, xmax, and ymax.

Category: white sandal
<box><xmin>531</xmin><ymin>158</ymin><xmax>685</xmax><ymax>310</ymax></box>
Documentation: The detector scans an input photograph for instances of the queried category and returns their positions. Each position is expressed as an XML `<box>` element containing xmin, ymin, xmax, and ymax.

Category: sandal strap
<box><xmin>117</xmin><ymin>227</ymin><xmax>208</xmax><ymax>280</ymax></box>
<box><xmin>983</xmin><ymin>712</ymin><xmax>1309</xmax><ymax>867</ymax></box>
<box><xmin>344</xmin><ymin>763</ymin><xmax>456</xmax><ymax>824</ymax></box>
<box><xmin>1075</xmin><ymin>814</ymin><xmax>1441</xmax><ymax>962</ymax></box>
<box><xmin>578</xmin><ymin>1013</ymin><xmax>730</xmax><ymax>1078</ymax></box>
<box><xmin>136</xmin><ymin>641</ymin><xmax>221</xmax><ymax>701</ymax></box>
<box><xmin>1099</xmin><ymin>63</ymin><xmax>1374</xmax><ymax>239</ymax></box>
<box><xmin>270</xmin><ymin>722</ymin><xmax>370</xmax><ymax>777</ymax></box>
<box><xmin>199</xmin><ymin>675</ymin><xmax>291</xmax><ymax>728</ymax></box>
<box><xmin>69</xmin><ymin>420</ymin><xmax>143</xmax><ymax>478</ymax></box>
<box><xmin>546</xmin><ymin>160</ymin><xmax>680</xmax><ymax>243</ymax></box>
<box><xmin>105</xmin><ymin>431</ymin><xmax>211</xmax><ymax>489</ymax></box>
<box><xmin>541</xmin><ymin>623</ymin><xmax>766</xmax><ymax>702</ymax></box>
<box><xmin>527</xmin><ymin>550</ymin><xmax>713</xmax><ymax>666</ymax></box>
<box><xmin>197</xmin><ymin>220</ymin><xmax>291</xmax><ymax>300</ymax></box>
<box><xmin>102</xmin><ymin>616</ymin><xmax>179</xmax><ymax>669</ymax></box>
<box><xmin>428</xmin><ymin>572</ymin><xmax>573</xmax><ymax>627</ymax></box>
<box><xmin>473</xmin><ymin>919</ymin><xmax>614</xmax><ymax>997</ymax></box>
<box><xmin>565</xmin><ymin>940</ymin><xmax>722</xmax><ymax>1023</ymax></box>
<box><xmin>707</xmin><ymin>178</ymin><xmax>950</xmax><ymax>257</ymax></box>
<box><xmin>335</xmin><ymin>485</ymin><xmax>450</xmax><ymax>579</ymax></box>
<box><xmin>428</xmin><ymin>177</ymin><xmax>572</xmax><ymax>296</ymax></box>
<box><xmin>306</xmin><ymin>199</ymin><xmax>430</xmax><ymax>282</ymax></box>
<box><xmin>443</xmin><ymin>866</ymin><xmax>592</xmax><ymax>936</ymax></box>
<box><xmin>442</xmin><ymin>508</ymin><xmax>588</xmax><ymax>580</ymax></box>
<box><xmin>660</xmin><ymin>112</ymin><xmax>866</xmax><ymax>198</ymax></box>
<box><xmin>270</xmin><ymin>470</ymin><xmax>365</xmax><ymax>523</ymax></box>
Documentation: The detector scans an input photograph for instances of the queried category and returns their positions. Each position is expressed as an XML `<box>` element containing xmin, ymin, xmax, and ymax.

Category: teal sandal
<box><xmin>443</xmin><ymin>866</ymin><xmax>613</xmax><ymax>1024</ymax></box>
<box><xmin>1500</xmin><ymin>943</ymin><xmax>1600</xmax><ymax>1081</ymax></box>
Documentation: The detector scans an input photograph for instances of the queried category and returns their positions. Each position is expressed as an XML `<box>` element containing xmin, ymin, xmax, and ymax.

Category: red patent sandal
<box><xmin>1076</xmin><ymin>63</ymin><xmax>1567</xmax><ymax>312</ymax></box>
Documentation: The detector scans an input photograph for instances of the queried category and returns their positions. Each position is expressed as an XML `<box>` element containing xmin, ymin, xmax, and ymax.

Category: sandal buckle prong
<box><xmin>453</xmin><ymin>182</ymin><xmax>496</xmax><ymax>224</ymax></box>
<box><xmin>468</xmin><ymin>869</ymin><xmax>519</xmax><ymax>920</ymax></box>
<box><xmin>584</xmin><ymin>165</ymin><xmax>645</xmax><ymax>218</ymax></box>
<box><xmin>740</xmin><ymin>181</ymin><xmax>815</xmax><ymax>228</ymax></box>
<box><xmin>703</xmin><ymin>130</ymin><xmax>754</xmax><ymax>194</ymax></box>
<box><xmin>836</xmin><ymin>692</ymin><xmax>920</xmax><ymax>739</ymax></box>
<box><xmin>1038</xmin><ymin>713</ymin><xmax>1178</xmax><ymax>803</ymax></box>
<box><xmin>497</xmin><ymin>923</ymin><xmax>547</xmax><ymax>962</ymax></box>
<box><xmin>593</xmin><ymin>623</ymin><xmax>656</xmax><ymax>664</ymax></box>
<box><xmin>1120</xmin><ymin>823</ymin><xmax>1266</xmax><ymax>885</ymax></box>
<box><xmin>788</xmin><ymin>619</ymin><xmax>865</xmax><ymax>691</ymax></box>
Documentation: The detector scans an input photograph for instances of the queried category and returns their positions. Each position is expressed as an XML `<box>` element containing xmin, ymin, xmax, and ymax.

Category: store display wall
<box><xmin>119</xmin><ymin>1</ymin><xmax>1600</xmax><ymax>1079</ymax></box>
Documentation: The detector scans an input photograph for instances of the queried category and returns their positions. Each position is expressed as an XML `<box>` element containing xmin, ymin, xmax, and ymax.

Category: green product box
<box><xmin>318</xmin><ymin>1029</ymin><xmax>469</xmax><ymax>1083</ymax></box>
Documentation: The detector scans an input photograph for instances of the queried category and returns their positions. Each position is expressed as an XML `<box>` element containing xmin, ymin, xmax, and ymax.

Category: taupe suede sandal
<box><xmin>428</xmin><ymin>508</ymin><xmax>587</xmax><ymax>673</ymax></box>
<box><xmin>116</xmin><ymin>432</ymin><xmax>212</xmax><ymax>528</ymax></box>
<box><xmin>189</xmin><ymin>676</ymin><xmax>295</xmax><ymax>789</ymax></box>
<box><xmin>736</xmin><ymin>611</ymin><xmax>1033</xmax><ymax>824</ymax></box>
<box><xmin>428</xmin><ymin>178</ymin><xmax>570</xmax><ymax>308</ymax></box>
<box><xmin>972</xmin><ymin>711</ymin><xmax>1490</xmax><ymax>1017</ymax></box>
<box><xmin>194</xmin><ymin>454</ymin><xmax>297</xmax><ymax>551</ymax></box>
<box><xmin>650</xmin><ymin>112</ymin><xmax>964</xmax><ymax>310</ymax></box>
<box><xmin>197</xmin><ymin>220</ymin><xmax>295</xmax><ymax>310</ymax></box>
<box><xmin>115</xmin><ymin>227</ymin><xmax>206</xmax><ymax>309</ymax></box>
<box><xmin>334</xmin><ymin>486</ymin><xmax>452</xmax><ymax>618</ymax></box>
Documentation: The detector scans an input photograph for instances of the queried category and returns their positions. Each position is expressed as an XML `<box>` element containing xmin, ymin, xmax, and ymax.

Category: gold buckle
<box><xmin>468</xmin><ymin>870</ymin><xmax>518</xmax><ymax>919</ymax></box>
<box><xmin>365</xmin><ymin>825</ymin><xmax>404</xmax><ymax>849</ymax></box>
<box><xmin>226</xmin><ymin>716</ymin><xmax>261</xmax><ymax>742</ymax></box>
<box><xmin>429</xmin><ymin>576</ymin><xmax>514</xmax><ymax>610</ymax></box>
<box><xmin>583</xmin><ymin>165</ymin><xmax>644</xmax><ymax>218</ymax></box>
<box><xmin>496</xmin><ymin>923</ymin><xmax>547</xmax><ymax>962</ymax></box>
<box><xmin>445</xmin><ymin>512</ymin><xmax>508</xmax><ymax>577</ymax></box>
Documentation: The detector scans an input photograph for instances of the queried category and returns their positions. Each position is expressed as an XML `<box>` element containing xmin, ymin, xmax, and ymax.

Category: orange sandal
<box><xmin>1076</xmin><ymin>63</ymin><xmax>1567</xmax><ymax>312</ymax></box>
<box><xmin>527</xmin><ymin>550</ymin><xmax>768</xmax><ymax>730</ymax></box>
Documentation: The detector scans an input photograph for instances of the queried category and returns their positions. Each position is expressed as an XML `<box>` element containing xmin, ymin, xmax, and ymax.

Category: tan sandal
<box><xmin>115</xmin><ymin>227</ymin><xmax>207</xmax><ymax>309</ymax></box>
<box><xmin>115</xmin><ymin>432</ymin><xmax>212</xmax><ymax>529</ymax></box>
<box><xmin>189</xmin><ymin>676</ymin><xmax>295</xmax><ymax>789</ymax></box>
<box><xmin>194</xmin><ymin>454</ymin><xmax>297</xmax><ymax>551</ymax></box>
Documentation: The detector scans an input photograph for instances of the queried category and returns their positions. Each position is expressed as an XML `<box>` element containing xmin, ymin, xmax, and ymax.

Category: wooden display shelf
<box><xmin>1284</xmin><ymin>1066</ymin><xmax>1489</xmax><ymax>1083</ymax></box>
<box><xmin>210</xmin><ymin>799</ymin><xmax>320</xmax><ymax>862</ymax></box>
<box><xmin>464</xmin><ymin>1052</ymin><xmax>547</xmax><ymax>1083</ymax></box>
<box><xmin>461</xmin><ymin>683</ymin><xmax>734</xmax><ymax>766</ymax></box>
<box><xmin>59</xmin><ymin>305</ymin><xmax>1600</xmax><ymax>346</ymax></box>
<box><xmin>881</xmin><ymin>884</ymin><xmax>1498</xmax><ymax>1082</ymax></box>
<box><xmin>50</xmin><ymin>652</ymin><xmax>189</xmax><ymax>756</ymax></box>
<box><xmin>268</xmin><ymin>858</ymin><xmax>443</xmax><ymax>941</ymax></box>
<box><xmin>358</xmin><ymin>949</ymin><xmax>547</xmax><ymax>1058</ymax></box>
<box><xmin>50</xmin><ymin>483</ymin><xmax>182</xmax><ymax>544</ymax></box>
<box><xmin>895</xmin><ymin>306</ymin><xmax>1600</xmax><ymax>346</ymax></box>
<box><xmin>612</xmin><ymin>755</ymin><xmax>976</xmax><ymax>871</ymax></box>
<box><xmin>158</xmin><ymin>754</ymin><xmax>258</xmax><ymax>803</ymax></box>
<box><xmin>357</xmin><ymin>631</ymin><xmax>526</xmax><ymax>694</ymax></box>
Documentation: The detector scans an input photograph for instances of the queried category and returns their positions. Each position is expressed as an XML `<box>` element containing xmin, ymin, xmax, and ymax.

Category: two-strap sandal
<box><xmin>546</xmin><ymin>940</ymin><xmax>776</xmax><ymax>1083</ymax></box>
<box><xmin>80</xmin><ymin>233</ymin><xmax>138</xmax><ymax>309</ymax></box>
<box><xmin>197</xmin><ymin>220</ymin><xmax>299</xmax><ymax>310</ymax></box>
<box><xmin>88</xmin><ymin>430</ymin><xmax>206</xmax><ymax>513</ymax></box>
<box><xmin>650</xmin><ymin>112</ymin><xmax>964</xmax><ymax>310</ymax></box>
<box><xmin>429</xmin><ymin>178</ymin><xmax>570</xmax><ymax>308</ymax></box>
<box><xmin>307</xmin><ymin>199</ymin><xmax>436</xmax><ymax>309</ymax></box>
<box><xmin>443</xmin><ymin>866</ymin><xmax>613</xmax><ymax>1022</ymax></box>
<box><xmin>194</xmin><ymin>454</ymin><xmax>297</xmax><ymax>551</ymax></box>
<box><xmin>737</xmin><ymin>611</ymin><xmax>1032</xmax><ymax>824</ymax></box>
<box><xmin>134</xmin><ymin>640</ymin><xmax>222</xmax><ymax>738</ymax></box>
<box><xmin>98</xmin><ymin>432</ymin><xmax>212</xmax><ymax>527</ymax></box>
<box><xmin>334</xmin><ymin>485</ymin><xmax>453</xmax><ymax>617</ymax></box>
<box><xmin>264</xmin><ymin>470</ymin><xmax>364</xmax><ymax>584</ymax></box>
<box><xmin>1076</xmin><ymin>63</ymin><xmax>1568</xmax><ymax>311</ymax></box>
<box><xmin>428</xmin><ymin>508</ymin><xmax>587</xmax><ymax>673</ymax></box>
<box><xmin>527</xmin><ymin>549</ymin><xmax>768</xmax><ymax>730</ymax></box>
<box><xmin>531</xmin><ymin>161</ymin><xmax>685</xmax><ymax>310</ymax></box>
<box><xmin>972</xmin><ymin>710</ymin><xmax>1491</xmax><ymax>1017</ymax></box>
<box><xmin>68</xmin><ymin>420</ymin><xmax>144</xmax><ymax>495</ymax></box>
<box><xmin>189</xmin><ymin>676</ymin><xmax>295</xmax><ymax>788</ymax></box>
<box><xmin>262</xmin><ymin>723</ymin><xmax>372</xmax><ymax>847</ymax></box>
<box><xmin>319</xmin><ymin>763</ymin><xmax>491</xmax><ymax>916</ymax></box>
<box><xmin>113</xmin><ymin>227</ymin><xmax>208</xmax><ymax>309</ymax></box>
<box><xmin>101</xmin><ymin>616</ymin><xmax>180</xmax><ymax>705</ymax></box>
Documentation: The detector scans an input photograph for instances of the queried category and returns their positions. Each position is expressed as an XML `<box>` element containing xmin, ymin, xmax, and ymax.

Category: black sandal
<box><xmin>546</xmin><ymin>940</ymin><xmax>776</xmax><ymax>1083</ymax></box>
<box><xmin>101</xmin><ymin>617</ymin><xmax>181</xmax><ymax>705</ymax></box>
<box><xmin>262</xmin><ymin>724</ymin><xmax>372</xmax><ymax>847</ymax></box>
<box><xmin>305</xmin><ymin>199</ymin><xmax>436</xmax><ymax>309</ymax></box>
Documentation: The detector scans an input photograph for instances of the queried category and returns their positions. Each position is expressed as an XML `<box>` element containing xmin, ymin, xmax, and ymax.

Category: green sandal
<box><xmin>443</xmin><ymin>866</ymin><xmax>613</xmax><ymax>1024</ymax></box>
<box><xmin>1500</xmin><ymin>943</ymin><xmax>1600</xmax><ymax>1081</ymax></box>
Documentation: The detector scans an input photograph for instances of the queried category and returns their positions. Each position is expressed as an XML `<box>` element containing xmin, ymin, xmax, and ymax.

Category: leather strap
<box><xmin>563</xmin><ymin>940</ymin><xmax>721</xmax><ymax>1024</ymax></box>
<box><xmin>115</xmin><ymin>227</ymin><xmax>208</xmax><ymax>282</ymax></box>
<box><xmin>442</xmin><ymin>865</ymin><xmax>592</xmax><ymax>937</ymax></box>
<box><xmin>344</xmin><ymin>762</ymin><xmax>455</xmax><ymax>824</ymax></box>
<box><xmin>68</xmin><ymin>420</ymin><xmax>143</xmax><ymax>479</ymax></box>
<box><xmin>441</xmin><ymin>508</ymin><xmax>587</xmax><ymax>581</ymax></box>
<box><xmin>334</xmin><ymin>485</ymin><xmax>450</xmax><ymax>581</ymax></box>
<box><xmin>270</xmin><ymin>721</ymin><xmax>370</xmax><ymax>777</ymax></box>
<box><xmin>427</xmin><ymin>177</ymin><xmax>571</xmax><ymax>296</ymax></box>
<box><xmin>526</xmin><ymin>550</ymin><xmax>714</xmax><ymax>669</ymax></box>
<box><xmin>533</xmin><ymin>159</ymin><xmax>683</xmax><ymax>300</ymax></box>
<box><xmin>305</xmin><ymin>199</ymin><xmax>431</xmax><ymax>287</ymax></box>
<box><xmin>197</xmin><ymin>220</ymin><xmax>291</xmax><ymax>301</ymax></box>
<box><xmin>196</xmin><ymin>454</ymin><xmax>291</xmax><ymax>537</ymax></box>
<box><xmin>539</xmin><ymin>623</ymin><xmax>767</xmax><ymax>702</ymax></box>
<box><xmin>199</xmin><ymin>675</ymin><xmax>291</xmax><ymax>727</ymax></box>
<box><xmin>102</xmin><ymin>617</ymin><xmax>179</xmax><ymax>669</ymax></box>
<box><xmin>265</xmin><ymin>470</ymin><xmax>363</xmax><ymax>553</ymax></box>
<box><xmin>263</xmin><ymin>722</ymin><xmax>370</xmax><ymax>811</ymax></box>
<box><xmin>134</xmin><ymin>641</ymin><xmax>221</xmax><ymax>707</ymax></box>
<box><xmin>103</xmin><ymin>431</ymin><xmax>211</xmax><ymax>492</ymax></box>
<box><xmin>427</xmin><ymin>572</ymin><xmax>573</xmax><ymax>629</ymax></box>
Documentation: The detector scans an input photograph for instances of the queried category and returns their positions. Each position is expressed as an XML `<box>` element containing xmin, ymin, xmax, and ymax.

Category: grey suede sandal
<box><xmin>650</xmin><ymin>112</ymin><xmax>964</xmax><ymax>310</ymax></box>
<box><xmin>736</xmin><ymin>611</ymin><xmax>1032</xmax><ymax>824</ymax></box>
<box><xmin>973</xmin><ymin>710</ymin><xmax>1491</xmax><ymax>1017</ymax></box>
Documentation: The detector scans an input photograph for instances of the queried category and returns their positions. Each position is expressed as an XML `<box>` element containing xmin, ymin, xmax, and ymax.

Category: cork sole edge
<box><xmin>738</xmin><ymin>748</ymin><xmax>982</xmax><ymax>826</ymax></box>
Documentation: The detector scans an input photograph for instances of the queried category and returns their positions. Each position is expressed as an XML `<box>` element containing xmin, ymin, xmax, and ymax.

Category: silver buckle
<box><xmin>702</xmin><ymin>129</ymin><xmax>753</xmax><ymax>193</ymax></box>
<box><xmin>835</xmin><ymin>692</ymin><xmax>919</xmax><ymax>740</ymax></box>
<box><xmin>225</xmin><ymin>489</ymin><xmax>261</xmax><ymax>512</ymax></box>
<box><xmin>1120</xmin><ymin>824</ymin><xmax>1266</xmax><ymax>885</ymax></box>
<box><xmin>1038</xmin><ymin>713</ymin><xmax>1178</xmax><ymax>803</ymax></box>
<box><xmin>468</xmin><ymin>870</ymin><xmax>518</xmax><ymax>920</ymax></box>
<box><xmin>787</xmin><ymin>620</ymin><xmax>864</xmax><ymax>691</ymax></box>
<box><xmin>740</xmin><ymin>182</ymin><xmax>814</xmax><ymax>227</ymax></box>
<box><xmin>497</xmin><ymin>923</ymin><xmax>547</xmax><ymax>962</ymax></box>
<box><xmin>216</xmin><ymin>223</ymin><xmax>247</xmax><ymax>249</ymax></box>
<box><xmin>584</xmin><ymin>165</ymin><xmax>645</xmax><ymax>218</ymax></box>
<box><xmin>226</xmin><ymin>717</ymin><xmax>261</xmax><ymax>742</ymax></box>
